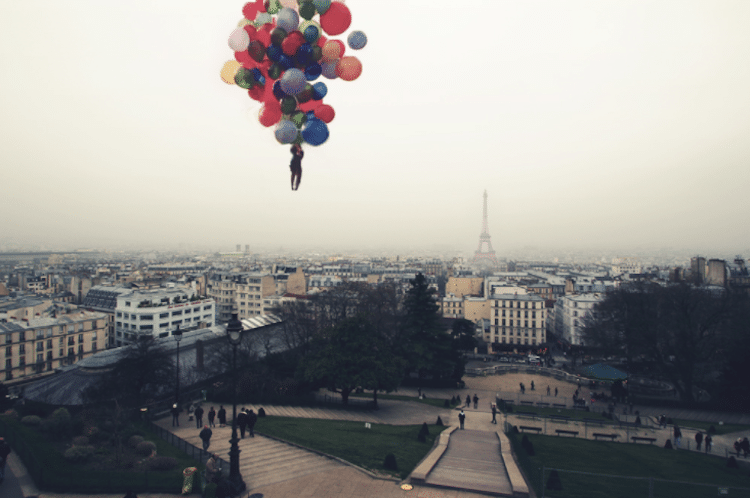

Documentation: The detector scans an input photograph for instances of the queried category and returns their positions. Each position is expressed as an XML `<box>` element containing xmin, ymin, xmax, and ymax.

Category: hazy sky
<box><xmin>2</xmin><ymin>1</ymin><xmax>749</xmax><ymax>255</ymax></box>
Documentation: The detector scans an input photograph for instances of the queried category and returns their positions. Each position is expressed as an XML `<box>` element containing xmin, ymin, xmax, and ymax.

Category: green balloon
<box><xmin>266</xmin><ymin>0</ymin><xmax>281</xmax><ymax>15</ymax></box>
<box><xmin>271</xmin><ymin>27</ymin><xmax>287</xmax><ymax>46</ymax></box>
<box><xmin>293</xmin><ymin>133</ymin><xmax>304</xmax><ymax>145</ymax></box>
<box><xmin>299</xmin><ymin>1</ymin><xmax>316</xmax><ymax>21</ymax></box>
<box><xmin>312</xmin><ymin>45</ymin><xmax>323</xmax><ymax>62</ymax></box>
<box><xmin>268</xmin><ymin>63</ymin><xmax>282</xmax><ymax>80</ymax></box>
<box><xmin>234</xmin><ymin>67</ymin><xmax>255</xmax><ymax>89</ymax></box>
<box><xmin>280</xmin><ymin>96</ymin><xmax>297</xmax><ymax>114</ymax></box>
<box><xmin>291</xmin><ymin>111</ymin><xmax>307</xmax><ymax>128</ymax></box>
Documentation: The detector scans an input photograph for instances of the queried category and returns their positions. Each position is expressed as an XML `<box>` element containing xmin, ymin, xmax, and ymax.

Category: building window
<box><xmin>68</xmin><ymin>348</ymin><xmax>74</xmax><ymax>356</ymax></box>
<box><xmin>5</xmin><ymin>334</ymin><xmax>11</xmax><ymax>344</ymax></box>
<box><xmin>160</xmin><ymin>313</ymin><xmax>169</xmax><ymax>318</ymax></box>
<box><xmin>36</xmin><ymin>342</ymin><xmax>43</xmax><ymax>352</ymax></box>
<box><xmin>5</xmin><ymin>358</ymin><xmax>11</xmax><ymax>369</ymax></box>
<box><xmin>68</xmin><ymin>337</ymin><xmax>75</xmax><ymax>346</ymax></box>
<box><xmin>37</xmin><ymin>353</ymin><xmax>43</xmax><ymax>363</ymax></box>
<box><xmin>4</xmin><ymin>347</ymin><xmax>10</xmax><ymax>357</ymax></box>
<box><xmin>19</xmin><ymin>356</ymin><xmax>25</xmax><ymax>366</ymax></box>
<box><xmin>92</xmin><ymin>342</ymin><xmax>97</xmax><ymax>351</ymax></box>
<box><xmin>141</xmin><ymin>314</ymin><xmax>153</xmax><ymax>320</ymax></box>
<box><xmin>59</xmin><ymin>337</ymin><xmax>64</xmax><ymax>346</ymax></box>
<box><xmin>47</xmin><ymin>339</ymin><xmax>52</xmax><ymax>349</ymax></box>
<box><xmin>172</xmin><ymin>310</ymin><xmax>182</xmax><ymax>316</ymax></box>
<box><xmin>78</xmin><ymin>334</ymin><xmax>84</xmax><ymax>344</ymax></box>
<box><xmin>19</xmin><ymin>344</ymin><xmax>25</xmax><ymax>354</ymax></box>
<box><xmin>78</xmin><ymin>345</ymin><xmax>84</xmax><ymax>354</ymax></box>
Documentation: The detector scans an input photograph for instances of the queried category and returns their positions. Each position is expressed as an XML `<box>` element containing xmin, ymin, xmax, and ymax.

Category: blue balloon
<box><xmin>312</xmin><ymin>82</ymin><xmax>327</xmax><ymax>100</ymax></box>
<box><xmin>347</xmin><ymin>31</ymin><xmax>367</xmax><ymax>50</ymax></box>
<box><xmin>280</xmin><ymin>68</ymin><xmax>306</xmax><ymax>95</ymax></box>
<box><xmin>251</xmin><ymin>68</ymin><xmax>265</xmax><ymax>86</ymax></box>
<box><xmin>266</xmin><ymin>45</ymin><xmax>283</xmax><ymax>62</ymax></box>
<box><xmin>273</xmin><ymin>81</ymin><xmax>287</xmax><ymax>100</ymax></box>
<box><xmin>301</xmin><ymin>118</ymin><xmax>329</xmax><ymax>146</ymax></box>
<box><xmin>304</xmin><ymin>63</ymin><xmax>322</xmax><ymax>81</ymax></box>
<box><xmin>306</xmin><ymin>111</ymin><xmax>316</xmax><ymax>119</ymax></box>
<box><xmin>312</xmin><ymin>0</ymin><xmax>331</xmax><ymax>15</ymax></box>
<box><xmin>296</xmin><ymin>43</ymin><xmax>313</xmax><ymax>66</ymax></box>
<box><xmin>279</xmin><ymin>54</ymin><xmax>294</xmax><ymax>70</ymax></box>
<box><xmin>276</xmin><ymin>7</ymin><xmax>299</xmax><ymax>34</ymax></box>
<box><xmin>275</xmin><ymin>120</ymin><xmax>299</xmax><ymax>144</ymax></box>
<box><xmin>303</xmin><ymin>25</ymin><xmax>320</xmax><ymax>44</ymax></box>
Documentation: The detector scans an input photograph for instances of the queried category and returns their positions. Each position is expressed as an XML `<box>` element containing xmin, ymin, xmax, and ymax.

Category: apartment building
<box><xmin>488</xmin><ymin>293</ymin><xmax>546</xmax><ymax>348</ymax></box>
<box><xmin>554</xmin><ymin>293</ymin><xmax>603</xmax><ymax>346</ymax></box>
<box><xmin>207</xmin><ymin>273</ymin><xmax>275</xmax><ymax>323</ymax></box>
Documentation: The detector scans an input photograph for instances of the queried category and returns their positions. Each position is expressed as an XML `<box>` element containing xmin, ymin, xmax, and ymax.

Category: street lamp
<box><xmin>174</xmin><ymin>324</ymin><xmax>183</xmax><ymax>404</ymax></box>
<box><xmin>226</xmin><ymin>312</ymin><xmax>246</xmax><ymax>496</ymax></box>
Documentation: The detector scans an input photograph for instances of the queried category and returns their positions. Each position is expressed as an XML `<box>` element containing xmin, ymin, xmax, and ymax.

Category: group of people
<box><xmin>192</xmin><ymin>404</ymin><xmax>228</xmax><ymax>429</ymax></box>
<box><xmin>734</xmin><ymin>437</ymin><xmax>749</xmax><ymax>457</ymax></box>
<box><xmin>198</xmin><ymin>407</ymin><xmax>258</xmax><ymax>452</ymax></box>
<box><xmin>464</xmin><ymin>394</ymin><xmax>479</xmax><ymax>409</ymax></box>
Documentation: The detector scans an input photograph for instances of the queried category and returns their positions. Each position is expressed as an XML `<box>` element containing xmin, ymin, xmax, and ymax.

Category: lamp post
<box><xmin>174</xmin><ymin>324</ymin><xmax>183</xmax><ymax>403</ymax></box>
<box><xmin>226</xmin><ymin>312</ymin><xmax>246</xmax><ymax>496</ymax></box>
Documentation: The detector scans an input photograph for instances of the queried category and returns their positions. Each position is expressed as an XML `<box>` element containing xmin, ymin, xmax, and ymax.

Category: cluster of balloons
<box><xmin>221</xmin><ymin>0</ymin><xmax>367</xmax><ymax>147</ymax></box>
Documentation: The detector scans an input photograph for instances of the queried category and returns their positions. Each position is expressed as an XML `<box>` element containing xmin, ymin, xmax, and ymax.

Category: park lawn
<box><xmin>349</xmin><ymin>392</ymin><xmax>452</xmax><ymax>409</ymax></box>
<box><xmin>509</xmin><ymin>432</ymin><xmax>750</xmax><ymax>498</ymax></box>
<box><xmin>256</xmin><ymin>416</ymin><xmax>440</xmax><ymax>479</ymax></box>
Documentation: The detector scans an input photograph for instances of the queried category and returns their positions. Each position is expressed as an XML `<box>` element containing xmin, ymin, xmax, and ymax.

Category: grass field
<box><xmin>256</xmin><ymin>416</ymin><xmax>441</xmax><ymax>479</ymax></box>
<box><xmin>509</xmin><ymin>432</ymin><xmax>750</xmax><ymax>498</ymax></box>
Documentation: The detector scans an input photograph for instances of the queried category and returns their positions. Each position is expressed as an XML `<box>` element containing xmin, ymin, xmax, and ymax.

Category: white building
<box><xmin>488</xmin><ymin>293</ymin><xmax>546</xmax><ymax>348</ymax></box>
<box><xmin>114</xmin><ymin>289</ymin><xmax>215</xmax><ymax>346</ymax></box>
<box><xmin>555</xmin><ymin>293</ymin><xmax>603</xmax><ymax>346</ymax></box>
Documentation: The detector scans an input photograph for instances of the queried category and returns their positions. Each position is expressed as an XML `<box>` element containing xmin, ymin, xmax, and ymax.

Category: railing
<box><xmin>148</xmin><ymin>420</ymin><xmax>227</xmax><ymax>478</ymax></box>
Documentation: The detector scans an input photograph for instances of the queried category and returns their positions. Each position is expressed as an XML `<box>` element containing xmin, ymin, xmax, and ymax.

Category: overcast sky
<box><xmin>1</xmin><ymin>1</ymin><xmax>749</xmax><ymax>256</ymax></box>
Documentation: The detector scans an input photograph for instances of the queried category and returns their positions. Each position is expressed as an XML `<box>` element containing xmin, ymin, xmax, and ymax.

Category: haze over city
<box><xmin>2</xmin><ymin>1</ymin><xmax>750</xmax><ymax>256</ymax></box>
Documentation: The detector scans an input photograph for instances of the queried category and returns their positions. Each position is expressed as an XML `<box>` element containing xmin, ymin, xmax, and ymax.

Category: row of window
<box><xmin>5</xmin><ymin>334</ymin><xmax>96</xmax><ymax>356</ymax></box>
<box><xmin>493</xmin><ymin>300</ymin><xmax>541</xmax><ymax>309</ymax></box>
<box><xmin>4</xmin><ymin>344</ymin><xmax>95</xmax><ymax>369</ymax></box>
<box><xmin>492</xmin><ymin>337</ymin><xmax>538</xmax><ymax>345</ymax></box>
<box><xmin>493</xmin><ymin>319</ymin><xmax>543</xmax><ymax>328</ymax></box>
<box><xmin>4</xmin><ymin>322</ymin><xmax>101</xmax><ymax>344</ymax></box>
<box><xmin>116</xmin><ymin>305</ymin><xmax>212</xmax><ymax>320</ymax></box>
<box><xmin>494</xmin><ymin>309</ymin><xmax>539</xmax><ymax>318</ymax></box>
<box><xmin>490</xmin><ymin>328</ymin><xmax>542</xmax><ymax>337</ymax></box>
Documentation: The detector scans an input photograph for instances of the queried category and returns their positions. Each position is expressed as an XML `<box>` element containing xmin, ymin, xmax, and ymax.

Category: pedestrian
<box><xmin>473</xmin><ymin>394</ymin><xmax>479</xmax><ymax>409</ymax></box>
<box><xmin>218</xmin><ymin>406</ymin><xmax>227</xmax><ymax>427</ymax></box>
<box><xmin>673</xmin><ymin>425</ymin><xmax>682</xmax><ymax>449</ymax></box>
<box><xmin>458</xmin><ymin>410</ymin><xmax>466</xmax><ymax>430</ymax></box>
<box><xmin>237</xmin><ymin>407</ymin><xmax>249</xmax><ymax>438</ymax></box>
<box><xmin>465</xmin><ymin>395</ymin><xmax>471</xmax><ymax>408</ymax></box>
<box><xmin>199</xmin><ymin>425</ymin><xmax>212</xmax><ymax>451</ymax></box>
<box><xmin>531</xmin><ymin>380</ymin><xmax>535</xmax><ymax>391</ymax></box>
<box><xmin>205</xmin><ymin>453</ymin><xmax>221</xmax><ymax>484</ymax></box>
<box><xmin>289</xmin><ymin>144</ymin><xmax>304</xmax><ymax>191</ymax></box>
<box><xmin>491</xmin><ymin>403</ymin><xmax>497</xmax><ymax>424</ymax></box>
<box><xmin>171</xmin><ymin>403</ymin><xmax>180</xmax><ymax>427</ymax></box>
<box><xmin>741</xmin><ymin>437</ymin><xmax>750</xmax><ymax>457</ymax></box>
<box><xmin>247</xmin><ymin>409</ymin><xmax>257</xmax><ymax>437</ymax></box>
<box><xmin>546</xmin><ymin>385</ymin><xmax>551</xmax><ymax>396</ymax></box>
<box><xmin>554</xmin><ymin>387</ymin><xmax>558</xmax><ymax>397</ymax></box>
<box><xmin>208</xmin><ymin>406</ymin><xmax>216</xmax><ymax>428</ymax></box>
<box><xmin>694</xmin><ymin>431</ymin><xmax>703</xmax><ymax>451</ymax></box>
<box><xmin>188</xmin><ymin>403</ymin><xmax>195</xmax><ymax>422</ymax></box>
<box><xmin>705</xmin><ymin>434</ymin><xmax>712</xmax><ymax>453</ymax></box>
<box><xmin>659</xmin><ymin>414</ymin><xmax>666</xmax><ymax>428</ymax></box>
<box><xmin>194</xmin><ymin>405</ymin><xmax>204</xmax><ymax>429</ymax></box>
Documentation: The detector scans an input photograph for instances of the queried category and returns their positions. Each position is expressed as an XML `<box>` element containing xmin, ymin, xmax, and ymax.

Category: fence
<box><xmin>148</xmin><ymin>420</ymin><xmax>227</xmax><ymax>478</ymax></box>
<box><xmin>539</xmin><ymin>466</ymin><xmax>750</xmax><ymax>498</ymax></box>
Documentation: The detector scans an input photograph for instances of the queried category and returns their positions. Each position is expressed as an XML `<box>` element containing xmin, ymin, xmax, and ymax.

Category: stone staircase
<box><xmin>238</xmin><ymin>435</ymin><xmax>347</xmax><ymax>489</ymax></box>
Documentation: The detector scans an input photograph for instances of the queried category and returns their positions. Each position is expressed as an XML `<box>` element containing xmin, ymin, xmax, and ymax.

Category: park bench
<box><xmin>592</xmin><ymin>433</ymin><xmax>618</xmax><ymax>441</ymax></box>
<box><xmin>584</xmin><ymin>418</ymin><xmax>605</xmax><ymax>427</ymax></box>
<box><xmin>520</xmin><ymin>401</ymin><xmax>535</xmax><ymax>406</ymax></box>
<box><xmin>516</xmin><ymin>411</ymin><xmax>538</xmax><ymax>419</ymax></box>
<box><xmin>519</xmin><ymin>426</ymin><xmax>543</xmax><ymax>433</ymax></box>
<box><xmin>549</xmin><ymin>416</ymin><xmax>570</xmax><ymax>424</ymax></box>
<box><xmin>552</xmin><ymin>403</ymin><xmax>567</xmax><ymax>408</ymax></box>
<box><xmin>498</xmin><ymin>399</ymin><xmax>514</xmax><ymax>405</ymax></box>
<box><xmin>556</xmin><ymin>430</ymin><xmax>579</xmax><ymax>437</ymax></box>
<box><xmin>631</xmin><ymin>436</ymin><xmax>657</xmax><ymax>444</ymax></box>
<box><xmin>537</xmin><ymin>402</ymin><xmax>550</xmax><ymax>407</ymax></box>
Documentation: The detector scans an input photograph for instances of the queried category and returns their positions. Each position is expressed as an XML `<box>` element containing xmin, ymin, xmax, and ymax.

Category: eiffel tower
<box><xmin>473</xmin><ymin>190</ymin><xmax>498</xmax><ymax>267</ymax></box>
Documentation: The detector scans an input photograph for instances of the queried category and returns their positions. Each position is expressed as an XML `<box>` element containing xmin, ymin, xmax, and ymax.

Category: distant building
<box><xmin>207</xmin><ymin>272</ymin><xmax>275</xmax><ymax>323</ymax></box>
<box><xmin>555</xmin><ymin>293</ymin><xmax>603</xmax><ymax>346</ymax></box>
<box><xmin>487</xmin><ymin>293</ymin><xmax>546</xmax><ymax>349</ymax></box>
<box><xmin>445</xmin><ymin>277</ymin><xmax>484</xmax><ymax>298</ymax></box>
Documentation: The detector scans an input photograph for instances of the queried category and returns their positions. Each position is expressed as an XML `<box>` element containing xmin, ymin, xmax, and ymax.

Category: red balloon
<box><xmin>282</xmin><ymin>33</ymin><xmax>302</xmax><ymax>56</ymax></box>
<box><xmin>255</xmin><ymin>27</ymin><xmax>272</xmax><ymax>47</ymax></box>
<box><xmin>243</xmin><ymin>24</ymin><xmax>257</xmax><ymax>40</ymax></box>
<box><xmin>316</xmin><ymin>35</ymin><xmax>327</xmax><ymax>48</ymax></box>
<box><xmin>235</xmin><ymin>50</ymin><xmax>256</xmax><ymax>68</ymax></box>
<box><xmin>320</xmin><ymin>2</ymin><xmax>351</xmax><ymax>36</ymax></box>
<box><xmin>298</xmin><ymin>99</ymin><xmax>322</xmax><ymax>113</ymax></box>
<box><xmin>314</xmin><ymin>104</ymin><xmax>335</xmax><ymax>123</ymax></box>
<box><xmin>259</xmin><ymin>99</ymin><xmax>281</xmax><ymax>127</ymax></box>
<box><xmin>248</xmin><ymin>85</ymin><xmax>264</xmax><ymax>102</ymax></box>
<box><xmin>242</xmin><ymin>0</ymin><xmax>265</xmax><ymax>20</ymax></box>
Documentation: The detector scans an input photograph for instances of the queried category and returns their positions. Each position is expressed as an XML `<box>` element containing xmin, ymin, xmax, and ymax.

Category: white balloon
<box><xmin>228</xmin><ymin>27</ymin><xmax>250</xmax><ymax>52</ymax></box>
<box><xmin>275</xmin><ymin>120</ymin><xmax>299</xmax><ymax>144</ymax></box>
<box><xmin>280</xmin><ymin>68</ymin><xmax>307</xmax><ymax>95</ymax></box>
<box><xmin>276</xmin><ymin>7</ymin><xmax>300</xmax><ymax>33</ymax></box>
<box><xmin>255</xmin><ymin>12</ymin><xmax>272</xmax><ymax>25</ymax></box>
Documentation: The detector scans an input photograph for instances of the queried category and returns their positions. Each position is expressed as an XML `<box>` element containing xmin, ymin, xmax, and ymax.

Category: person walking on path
<box><xmin>458</xmin><ymin>410</ymin><xmax>466</xmax><ymax>430</ymax></box>
<box><xmin>200</xmin><ymin>425</ymin><xmax>213</xmax><ymax>451</ymax></box>
<box><xmin>218</xmin><ymin>406</ymin><xmax>227</xmax><ymax>427</ymax></box>
<box><xmin>247</xmin><ymin>409</ymin><xmax>258</xmax><ymax>437</ymax></box>
<box><xmin>237</xmin><ymin>407</ymin><xmax>249</xmax><ymax>439</ymax></box>
<box><xmin>465</xmin><ymin>395</ymin><xmax>471</xmax><ymax>408</ymax></box>
<box><xmin>695</xmin><ymin>432</ymin><xmax>703</xmax><ymax>451</ymax></box>
<box><xmin>554</xmin><ymin>387</ymin><xmax>558</xmax><ymax>397</ymax></box>
<box><xmin>491</xmin><ymin>403</ymin><xmax>497</xmax><ymax>424</ymax></box>
<box><xmin>171</xmin><ymin>403</ymin><xmax>180</xmax><ymax>427</ymax></box>
<box><xmin>206</xmin><ymin>453</ymin><xmax>221</xmax><ymax>484</ymax></box>
<box><xmin>194</xmin><ymin>405</ymin><xmax>204</xmax><ymax>429</ymax></box>
<box><xmin>705</xmin><ymin>434</ymin><xmax>712</xmax><ymax>453</ymax></box>
<box><xmin>473</xmin><ymin>394</ymin><xmax>479</xmax><ymax>409</ymax></box>
<box><xmin>673</xmin><ymin>425</ymin><xmax>682</xmax><ymax>449</ymax></box>
<box><xmin>546</xmin><ymin>385</ymin><xmax>551</xmax><ymax>396</ymax></box>
<box><xmin>208</xmin><ymin>406</ymin><xmax>216</xmax><ymax>428</ymax></box>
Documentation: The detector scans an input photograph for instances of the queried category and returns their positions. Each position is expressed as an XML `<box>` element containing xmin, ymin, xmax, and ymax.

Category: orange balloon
<box><xmin>321</xmin><ymin>40</ymin><xmax>343</xmax><ymax>63</ymax></box>
<box><xmin>335</xmin><ymin>56</ymin><xmax>362</xmax><ymax>81</ymax></box>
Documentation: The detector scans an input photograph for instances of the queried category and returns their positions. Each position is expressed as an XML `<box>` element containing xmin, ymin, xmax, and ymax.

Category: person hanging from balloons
<box><xmin>290</xmin><ymin>143</ymin><xmax>304</xmax><ymax>190</ymax></box>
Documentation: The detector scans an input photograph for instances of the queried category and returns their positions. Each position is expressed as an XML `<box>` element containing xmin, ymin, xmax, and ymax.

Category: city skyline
<box><xmin>2</xmin><ymin>1</ymin><xmax>750</xmax><ymax>255</ymax></box>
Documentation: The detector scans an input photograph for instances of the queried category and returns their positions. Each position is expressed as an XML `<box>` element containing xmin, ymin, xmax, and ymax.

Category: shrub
<box><xmin>21</xmin><ymin>415</ymin><xmax>42</xmax><ymax>426</ymax></box>
<box><xmin>136</xmin><ymin>440</ymin><xmax>157</xmax><ymax>457</ymax></box>
<box><xmin>148</xmin><ymin>456</ymin><xmax>178</xmax><ymax>471</ymax></box>
<box><xmin>258</xmin><ymin>407</ymin><xmax>266</xmax><ymax>417</ymax></box>
<box><xmin>72</xmin><ymin>436</ymin><xmax>90</xmax><ymax>446</ymax></box>
<box><xmin>44</xmin><ymin>408</ymin><xmax>73</xmax><ymax>439</ymax></box>
<box><xmin>64</xmin><ymin>445</ymin><xmax>95</xmax><ymax>463</ymax></box>
<box><xmin>664</xmin><ymin>439</ymin><xmax>673</xmax><ymax>449</ymax></box>
<box><xmin>444</xmin><ymin>399</ymin><xmax>450</xmax><ymax>407</ymax></box>
<box><xmin>383</xmin><ymin>453</ymin><xmax>398</xmax><ymax>471</ymax></box>
<box><xmin>129</xmin><ymin>435</ymin><xmax>145</xmax><ymax>449</ymax></box>
<box><xmin>521</xmin><ymin>435</ymin><xmax>535</xmax><ymax>456</ymax></box>
<box><xmin>3</xmin><ymin>409</ymin><xmax>19</xmax><ymax>420</ymax></box>
<box><xmin>419</xmin><ymin>422</ymin><xmax>430</xmax><ymax>437</ymax></box>
<box><xmin>546</xmin><ymin>469</ymin><xmax>563</xmax><ymax>490</ymax></box>
<box><xmin>85</xmin><ymin>426</ymin><xmax>101</xmax><ymax>443</ymax></box>
<box><xmin>436</xmin><ymin>416</ymin><xmax>443</xmax><ymax>426</ymax></box>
